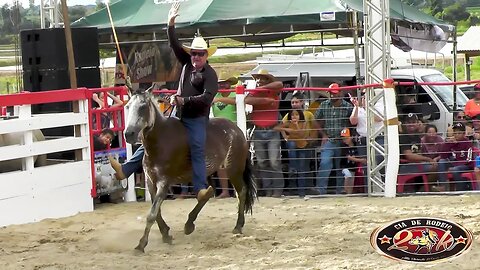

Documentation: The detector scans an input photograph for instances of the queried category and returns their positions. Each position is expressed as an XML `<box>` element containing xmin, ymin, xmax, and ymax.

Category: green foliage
<box><xmin>0</xmin><ymin>75</ymin><xmax>20</xmax><ymax>94</ymax></box>
<box><xmin>442</xmin><ymin>2</ymin><xmax>471</xmax><ymax>23</ymax></box>
<box><xmin>440</xmin><ymin>56</ymin><xmax>480</xmax><ymax>81</ymax></box>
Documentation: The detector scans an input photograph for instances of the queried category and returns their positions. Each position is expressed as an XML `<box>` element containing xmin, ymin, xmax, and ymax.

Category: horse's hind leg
<box><xmin>230</xmin><ymin>173</ymin><xmax>246</xmax><ymax>234</ymax></box>
<box><xmin>135</xmin><ymin>181</ymin><xmax>168</xmax><ymax>252</ymax></box>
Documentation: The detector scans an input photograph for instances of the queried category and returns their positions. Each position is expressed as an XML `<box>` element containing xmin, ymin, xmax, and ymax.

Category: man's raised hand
<box><xmin>168</xmin><ymin>2</ymin><xmax>180</xmax><ymax>26</ymax></box>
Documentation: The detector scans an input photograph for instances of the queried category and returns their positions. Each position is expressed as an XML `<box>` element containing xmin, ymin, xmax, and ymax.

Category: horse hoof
<box><xmin>163</xmin><ymin>235</ymin><xmax>173</xmax><ymax>244</ymax></box>
<box><xmin>184</xmin><ymin>223</ymin><xmax>195</xmax><ymax>235</ymax></box>
<box><xmin>232</xmin><ymin>228</ymin><xmax>243</xmax><ymax>234</ymax></box>
<box><xmin>134</xmin><ymin>245</ymin><xmax>145</xmax><ymax>253</ymax></box>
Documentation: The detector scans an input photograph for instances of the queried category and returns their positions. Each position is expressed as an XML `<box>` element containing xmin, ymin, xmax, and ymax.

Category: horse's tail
<box><xmin>243</xmin><ymin>154</ymin><xmax>257</xmax><ymax>214</ymax></box>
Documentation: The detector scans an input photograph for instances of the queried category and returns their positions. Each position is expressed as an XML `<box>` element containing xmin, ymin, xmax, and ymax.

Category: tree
<box><xmin>442</xmin><ymin>2</ymin><xmax>471</xmax><ymax>24</ymax></box>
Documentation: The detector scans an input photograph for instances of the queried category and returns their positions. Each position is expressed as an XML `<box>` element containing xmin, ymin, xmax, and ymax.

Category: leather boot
<box><xmin>197</xmin><ymin>186</ymin><xmax>214</xmax><ymax>202</ymax></box>
<box><xmin>108</xmin><ymin>156</ymin><xmax>126</xmax><ymax>180</ymax></box>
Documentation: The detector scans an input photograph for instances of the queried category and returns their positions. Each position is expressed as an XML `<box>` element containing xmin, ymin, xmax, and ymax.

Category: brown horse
<box><xmin>124</xmin><ymin>87</ymin><xmax>256</xmax><ymax>253</ymax></box>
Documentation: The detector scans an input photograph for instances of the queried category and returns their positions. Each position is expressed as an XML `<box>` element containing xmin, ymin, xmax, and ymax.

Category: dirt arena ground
<box><xmin>1</xmin><ymin>195</ymin><xmax>480</xmax><ymax>270</ymax></box>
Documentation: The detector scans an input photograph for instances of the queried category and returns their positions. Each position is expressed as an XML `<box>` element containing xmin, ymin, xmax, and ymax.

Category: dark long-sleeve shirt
<box><xmin>167</xmin><ymin>26</ymin><xmax>218</xmax><ymax>118</ymax></box>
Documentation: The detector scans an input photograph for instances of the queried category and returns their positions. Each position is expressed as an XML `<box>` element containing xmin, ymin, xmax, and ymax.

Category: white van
<box><xmin>241</xmin><ymin>59</ymin><xmax>467</xmax><ymax>135</ymax></box>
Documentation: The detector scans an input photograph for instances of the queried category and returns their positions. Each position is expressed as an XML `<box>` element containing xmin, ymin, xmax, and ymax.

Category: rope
<box><xmin>105</xmin><ymin>1</ymin><xmax>127</xmax><ymax>79</ymax></box>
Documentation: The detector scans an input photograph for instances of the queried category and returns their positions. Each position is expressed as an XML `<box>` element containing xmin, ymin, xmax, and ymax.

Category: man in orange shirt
<box><xmin>245</xmin><ymin>69</ymin><xmax>284</xmax><ymax>197</ymax></box>
<box><xmin>464</xmin><ymin>83</ymin><xmax>480</xmax><ymax>118</ymax></box>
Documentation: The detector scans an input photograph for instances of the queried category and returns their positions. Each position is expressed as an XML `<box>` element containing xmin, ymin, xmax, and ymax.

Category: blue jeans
<box><xmin>286</xmin><ymin>141</ymin><xmax>309</xmax><ymax>196</ymax></box>
<box><xmin>438</xmin><ymin>159</ymin><xmax>471</xmax><ymax>191</ymax></box>
<box><xmin>253</xmin><ymin>129</ymin><xmax>284</xmax><ymax>195</ymax></box>
<box><xmin>316</xmin><ymin>139</ymin><xmax>342</xmax><ymax>194</ymax></box>
<box><xmin>121</xmin><ymin>145</ymin><xmax>144</xmax><ymax>178</ymax></box>
<box><xmin>181</xmin><ymin>116</ymin><xmax>209</xmax><ymax>192</ymax></box>
<box><xmin>121</xmin><ymin>116</ymin><xmax>208</xmax><ymax>193</ymax></box>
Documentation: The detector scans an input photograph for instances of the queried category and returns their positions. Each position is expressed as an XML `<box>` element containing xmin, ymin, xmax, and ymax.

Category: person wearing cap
<box><xmin>166</xmin><ymin>3</ymin><xmax>220</xmax><ymax>202</ymax></box>
<box><xmin>399</xmin><ymin>113</ymin><xmax>440</xmax><ymax>191</ymax></box>
<box><xmin>244</xmin><ymin>69</ymin><xmax>284</xmax><ymax>197</ymax></box>
<box><xmin>438</xmin><ymin>122</ymin><xmax>474</xmax><ymax>191</ymax></box>
<box><xmin>339</xmin><ymin>128</ymin><xmax>366</xmax><ymax>194</ymax></box>
<box><xmin>464</xmin><ymin>83</ymin><xmax>480</xmax><ymax>118</ymax></box>
<box><xmin>314</xmin><ymin>83</ymin><xmax>353</xmax><ymax>195</ymax></box>
<box><xmin>446</xmin><ymin>111</ymin><xmax>474</xmax><ymax>142</ymax></box>
<box><xmin>210</xmin><ymin>75</ymin><xmax>238</xmax><ymax>198</ymax></box>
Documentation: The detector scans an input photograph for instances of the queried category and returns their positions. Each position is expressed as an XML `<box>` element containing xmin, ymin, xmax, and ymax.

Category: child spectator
<box><xmin>438</xmin><ymin>122</ymin><xmax>474</xmax><ymax>191</ymax></box>
<box><xmin>339</xmin><ymin>128</ymin><xmax>366</xmax><ymax>194</ymax></box>
<box><xmin>93</xmin><ymin>128</ymin><xmax>115</xmax><ymax>151</ymax></box>
<box><xmin>274</xmin><ymin>109</ymin><xmax>309</xmax><ymax>197</ymax></box>
<box><xmin>421</xmin><ymin>124</ymin><xmax>444</xmax><ymax>159</ymax></box>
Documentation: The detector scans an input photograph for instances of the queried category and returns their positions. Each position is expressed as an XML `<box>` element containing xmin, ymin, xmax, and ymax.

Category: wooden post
<box><xmin>60</xmin><ymin>0</ymin><xmax>83</xmax><ymax>162</ymax></box>
<box><xmin>60</xmin><ymin>0</ymin><xmax>77</xmax><ymax>89</ymax></box>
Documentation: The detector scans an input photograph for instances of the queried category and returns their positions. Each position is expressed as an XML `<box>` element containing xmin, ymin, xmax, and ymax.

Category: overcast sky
<box><xmin>13</xmin><ymin>0</ymin><xmax>98</xmax><ymax>7</ymax></box>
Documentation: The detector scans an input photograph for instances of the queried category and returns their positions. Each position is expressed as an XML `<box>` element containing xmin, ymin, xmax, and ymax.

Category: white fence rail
<box><xmin>0</xmin><ymin>94</ymin><xmax>93</xmax><ymax>226</ymax></box>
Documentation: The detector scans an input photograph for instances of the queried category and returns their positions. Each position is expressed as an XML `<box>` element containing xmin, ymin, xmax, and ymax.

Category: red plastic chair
<box><xmin>447</xmin><ymin>171</ymin><xmax>477</xmax><ymax>191</ymax></box>
<box><xmin>397</xmin><ymin>159</ymin><xmax>430</xmax><ymax>193</ymax></box>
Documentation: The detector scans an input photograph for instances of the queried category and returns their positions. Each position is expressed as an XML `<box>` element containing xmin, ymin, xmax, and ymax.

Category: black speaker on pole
<box><xmin>20</xmin><ymin>27</ymin><xmax>101</xmax><ymax>148</ymax></box>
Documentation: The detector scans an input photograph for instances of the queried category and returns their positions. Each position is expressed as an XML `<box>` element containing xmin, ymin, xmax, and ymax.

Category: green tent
<box><xmin>73</xmin><ymin>0</ymin><xmax>453</xmax><ymax>42</ymax></box>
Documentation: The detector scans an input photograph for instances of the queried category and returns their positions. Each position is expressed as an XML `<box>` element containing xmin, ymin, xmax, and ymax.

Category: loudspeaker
<box><xmin>20</xmin><ymin>27</ymin><xmax>99</xmax><ymax>70</ymax></box>
<box><xmin>23</xmin><ymin>68</ymin><xmax>101</xmax><ymax>92</ymax></box>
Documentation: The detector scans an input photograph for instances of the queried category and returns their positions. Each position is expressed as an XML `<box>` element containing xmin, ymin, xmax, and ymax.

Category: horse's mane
<box><xmin>145</xmin><ymin>92</ymin><xmax>167</xmax><ymax>122</ymax></box>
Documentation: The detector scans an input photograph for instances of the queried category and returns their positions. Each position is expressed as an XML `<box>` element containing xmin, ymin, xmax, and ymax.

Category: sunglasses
<box><xmin>190</xmin><ymin>51</ymin><xmax>206</xmax><ymax>57</ymax></box>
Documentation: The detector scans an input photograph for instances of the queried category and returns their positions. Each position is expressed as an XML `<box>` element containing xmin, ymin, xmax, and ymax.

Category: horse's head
<box><xmin>124</xmin><ymin>86</ymin><xmax>157</xmax><ymax>144</ymax></box>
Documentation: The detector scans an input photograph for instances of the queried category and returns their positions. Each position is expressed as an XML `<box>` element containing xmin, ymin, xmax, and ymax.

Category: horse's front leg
<box><xmin>135</xmin><ymin>180</ymin><xmax>168</xmax><ymax>253</ymax></box>
<box><xmin>184</xmin><ymin>187</ymin><xmax>214</xmax><ymax>235</ymax></box>
<box><xmin>156</xmin><ymin>198</ymin><xmax>173</xmax><ymax>244</ymax></box>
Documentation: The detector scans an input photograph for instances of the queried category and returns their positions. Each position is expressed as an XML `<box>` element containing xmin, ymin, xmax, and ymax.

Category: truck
<box><xmin>240</xmin><ymin>56</ymin><xmax>468</xmax><ymax>136</ymax></box>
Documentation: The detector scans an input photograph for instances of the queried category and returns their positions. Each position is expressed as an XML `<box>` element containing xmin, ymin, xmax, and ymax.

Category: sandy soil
<box><xmin>1</xmin><ymin>195</ymin><xmax>480</xmax><ymax>270</ymax></box>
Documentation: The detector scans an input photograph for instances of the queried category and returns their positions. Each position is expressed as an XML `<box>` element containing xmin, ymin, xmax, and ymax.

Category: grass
<box><xmin>209</xmin><ymin>33</ymin><xmax>329</xmax><ymax>48</ymax></box>
<box><xmin>0</xmin><ymin>59</ymin><xmax>17</xmax><ymax>67</ymax></box>
<box><xmin>0</xmin><ymin>75</ymin><xmax>20</xmax><ymax>95</ymax></box>
<box><xmin>466</xmin><ymin>7</ymin><xmax>480</xmax><ymax>17</ymax></box>
<box><xmin>442</xmin><ymin>56</ymin><xmax>480</xmax><ymax>81</ymax></box>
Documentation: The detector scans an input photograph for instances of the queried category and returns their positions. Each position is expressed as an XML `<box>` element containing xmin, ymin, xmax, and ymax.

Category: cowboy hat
<box><xmin>251</xmin><ymin>69</ymin><xmax>276</xmax><ymax>83</ymax></box>
<box><xmin>182</xmin><ymin>36</ymin><xmax>217</xmax><ymax>57</ymax></box>
<box><xmin>218</xmin><ymin>75</ymin><xmax>238</xmax><ymax>85</ymax></box>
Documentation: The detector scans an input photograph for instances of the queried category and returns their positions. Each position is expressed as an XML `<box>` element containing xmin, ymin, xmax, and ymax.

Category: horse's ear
<box><xmin>146</xmin><ymin>85</ymin><xmax>154</xmax><ymax>95</ymax></box>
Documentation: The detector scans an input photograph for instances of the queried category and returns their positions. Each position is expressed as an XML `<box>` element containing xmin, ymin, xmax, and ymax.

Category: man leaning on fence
<box><xmin>245</xmin><ymin>69</ymin><xmax>284</xmax><ymax>197</ymax></box>
<box><xmin>314</xmin><ymin>83</ymin><xmax>353</xmax><ymax>195</ymax></box>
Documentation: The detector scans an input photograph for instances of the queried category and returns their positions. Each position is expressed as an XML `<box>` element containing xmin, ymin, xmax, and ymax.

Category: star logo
<box><xmin>455</xmin><ymin>235</ymin><xmax>467</xmax><ymax>244</ymax></box>
<box><xmin>379</xmin><ymin>235</ymin><xmax>392</xmax><ymax>244</ymax></box>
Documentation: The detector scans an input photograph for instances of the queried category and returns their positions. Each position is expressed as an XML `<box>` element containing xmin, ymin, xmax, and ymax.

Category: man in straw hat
<box><xmin>211</xmin><ymin>74</ymin><xmax>239</xmax><ymax>198</ymax></box>
<box><xmin>165</xmin><ymin>2</ymin><xmax>219</xmax><ymax>202</ymax></box>
<box><xmin>244</xmin><ymin>69</ymin><xmax>284</xmax><ymax>197</ymax></box>
<box><xmin>314</xmin><ymin>83</ymin><xmax>353</xmax><ymax>195</ymax></box>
